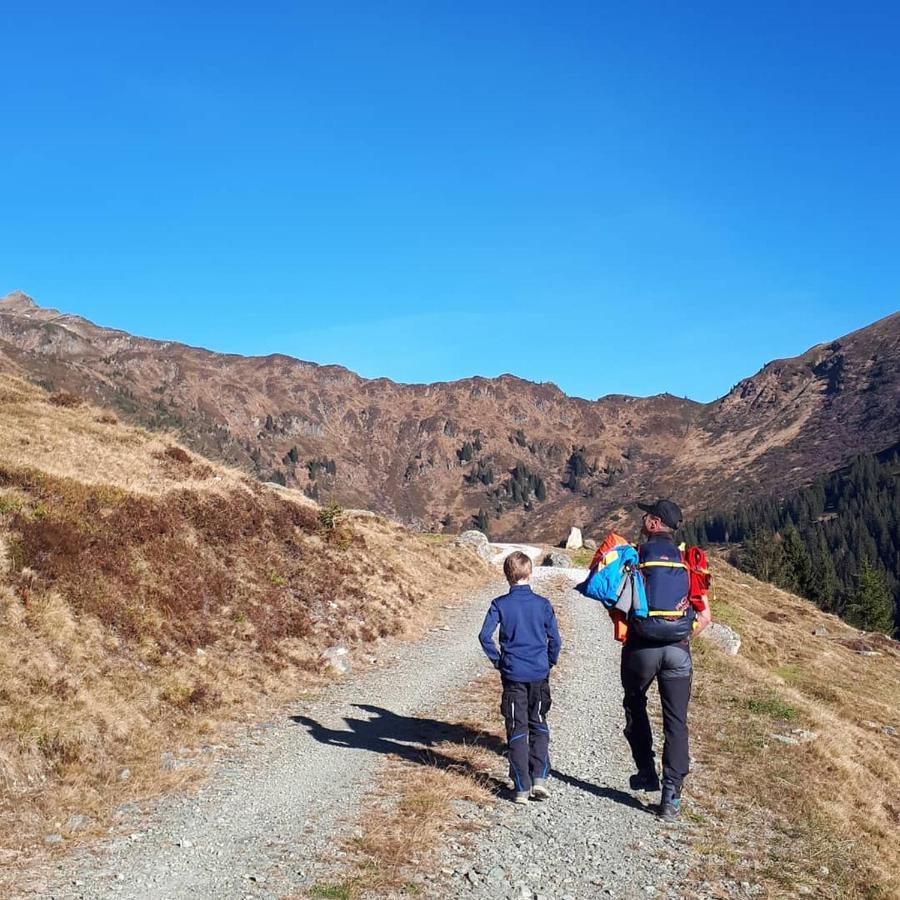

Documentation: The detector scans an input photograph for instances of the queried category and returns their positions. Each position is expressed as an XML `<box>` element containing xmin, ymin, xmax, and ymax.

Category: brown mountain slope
<box><xmin>0</xmin><ymin>374</ymin><xmax>490</xmax><ymax>862</ymax></box>
<box><xmin>1</xmin><ymin>291</ymin><xmax>898</xmax><ymax>540</ymax></box>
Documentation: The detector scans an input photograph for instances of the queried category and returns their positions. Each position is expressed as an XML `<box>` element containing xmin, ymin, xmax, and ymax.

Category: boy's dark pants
<box><xmin>500</xmin><ymin>677</ymin><xmax>551</xmax><ymax>793</ymax></box>
<box><xmin>621</xmin><ymin>641</ymin><xmax>692</xmax><ymax>793</ymax></box>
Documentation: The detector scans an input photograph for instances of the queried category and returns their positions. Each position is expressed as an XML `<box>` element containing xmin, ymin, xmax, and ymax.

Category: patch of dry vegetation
<box><xmin>304</xmin><ymin>675</ymin><xmax>503</xmax><ymax>899</ymax></box>
<box><xmin>0</xmin><ymin>376</ymin><xmax>245</xmax><ymax>496</ymax></box>
<box><xmin>686</xmin><ymin>559</ymin><xmax>900</xmax><ymax>898</ymax></box>
<box><xmin>0</xmin><ymin>376</ymin><xmax>491</xmax><ymax>873</ymax></box>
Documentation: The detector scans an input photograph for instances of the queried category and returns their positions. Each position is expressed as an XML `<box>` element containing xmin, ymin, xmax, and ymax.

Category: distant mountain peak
<box><xmin>0</xmin><ymin>291</ymin><xmax>38</xmax><ymax>311</ymax></box>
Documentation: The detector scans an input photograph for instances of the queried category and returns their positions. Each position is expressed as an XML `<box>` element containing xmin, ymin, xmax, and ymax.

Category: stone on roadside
<box><xmin>543</xmin><ymin>551</ymin><xmax>573</xmax><ymax>568</ymax></box>
<box><xmin>455</xmin><ymin>530</ymin><xmax>492</xmax><ymax>560</ymax></box>
<box><xmin>812</xmin><ymin>626</ymin><xmax>828</xmax><ymax>636</ymax></box>
<box><xmin>321</xmin><ymin>646</ymin><xmax>351</xmax><ymax>675</ymax></box>
<box><xmin>583</xmin><ymin>538</ymin><xmax>597</xmax><ymax>551</ymax></box>
<box><xmin>44</xmin><ymin>834</ymin><xmax>64</xmax><ymax>846</ymax></box>
<box><xmin>699</xmin><ymin>622</ymin><xmax>741</xmax><ymax>656</ymax></box>
<box><xmin>565</xmin><ymin>527</ymin><xmax>583</xmax><ymax>550</ymax></box>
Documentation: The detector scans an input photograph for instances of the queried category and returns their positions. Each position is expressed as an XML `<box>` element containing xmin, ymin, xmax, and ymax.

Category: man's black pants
<box><xmin>500</xmin><ymin>677</ymin><xmax>551</xmax><ymax>793</ymax></box>
<box><xmin>621</xmin><ymin>641</ymin><xmax>692</xmax><ymax>793</ymax></box>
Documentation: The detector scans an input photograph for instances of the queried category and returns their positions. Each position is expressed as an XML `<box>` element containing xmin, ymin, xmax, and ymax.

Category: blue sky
<box><xmin>2</xmin><ymin>1</ymin><xmax>898</xmax><ymax>401</ymax></box>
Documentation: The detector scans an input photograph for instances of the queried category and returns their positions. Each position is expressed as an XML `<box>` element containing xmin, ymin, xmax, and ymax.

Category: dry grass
<box><xmin>0</xmin><ymin>375</ymin><xmax>492</xmax><ymax>879</ymax></box>
<box><xmin>684</xmin><ymin>559</ymin><xmax>900</xmax><ymax>898</ymax></box>
<box><xmin>0</xmin><ymin>375</ymin><xmax>248</xmax><ymax>497</ymax></box>
<box><xmin>303</xmin><ymin>674</ymin><xmax>503</xmax><ymax>899</ymax></box>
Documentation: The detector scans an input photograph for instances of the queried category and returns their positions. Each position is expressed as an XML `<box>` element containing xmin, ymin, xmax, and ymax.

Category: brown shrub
<box><xmin>47</xmin><ymin>392</ymin><xmax>82</xmax><ymax>408</ymax></box>
<box><xmin>162</xmin><ymin>445</ymin><xmax>192</xmax><ymax>464</ymax></box>
<box><xmin>4</xmin><ymin>468</ymin><xmax>354</xmax><ymax>653</ymax></box>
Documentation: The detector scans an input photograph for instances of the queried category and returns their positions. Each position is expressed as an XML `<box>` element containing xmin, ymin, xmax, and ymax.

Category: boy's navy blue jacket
<box><xmin>479</xmin><ymin>584</ymin><xmax>562</xmax><ymax>682</ymax></box>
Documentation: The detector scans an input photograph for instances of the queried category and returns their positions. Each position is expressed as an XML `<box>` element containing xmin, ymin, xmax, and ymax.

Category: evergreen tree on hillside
<box><xmin>743</xmin><ymin>528</ymin><xmax>786</xmax><ymax>584</ymax></box>
<box><xmin>685</xmin><ymin>441</ymin><xmax>900</xmax><ymax>634</ymax></box>
<box><xmin>809</xmin><ymin>532</ymin><xmax>841</xmax><ymax>614</ymax></box>
<box><xmin>473</xmin><ymin>508</ymin><xmax>491</xmax><ymax>538</ymax></box>
<box><xmin>845</xmin><ymin>559</ymin><xmax>895</xmax><ymax>635</ymax></box>
<box><xmin>780</xmin><ymin>527</ymin><xmax>814</xmax><ymax>596</ymax></box>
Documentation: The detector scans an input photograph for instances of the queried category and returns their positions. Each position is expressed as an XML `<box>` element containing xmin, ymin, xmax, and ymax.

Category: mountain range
<box><xmin>1</xmin><ymin>291</ymin><xmax>897</xmax><ymax>541</ymax></box>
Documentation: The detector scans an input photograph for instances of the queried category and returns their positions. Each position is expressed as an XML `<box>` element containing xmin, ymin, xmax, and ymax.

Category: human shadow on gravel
<box><xmin>291</xmin><ymin>704</ymin><xmax>510</xmax><ymax>794</ymax></box>
<box><xmin>550</xmin><ymin>769</ymin><xmax>656</xmax><ymax>814</ymax></box>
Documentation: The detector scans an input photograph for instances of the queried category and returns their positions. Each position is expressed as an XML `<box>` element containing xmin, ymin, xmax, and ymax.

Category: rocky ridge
<box><xmin>1</xmin><ymin>292</ymin><xmax>898</xmax><ymax>540</ymax></box>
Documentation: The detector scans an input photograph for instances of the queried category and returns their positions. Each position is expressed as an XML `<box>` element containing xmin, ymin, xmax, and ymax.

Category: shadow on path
<box><xmin>551</xmin><ymin>768</ymin><xmax>657</xmax><ymax>814</ymax></box>
<box><xmin>291</xmin><ymin>704</ymin><xmax>509</xmax><ymax>793</ymax></box>
<box><xmin>292</xmin><ymin>705</ymin><xmax>657</xmax><ymax>811</ymax></box>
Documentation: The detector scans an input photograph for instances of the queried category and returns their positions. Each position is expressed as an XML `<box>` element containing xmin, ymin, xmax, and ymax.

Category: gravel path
<box><xmin>432</xmin><ymin>570</ymin><xmax>695</xmax><ymax>900</ymax></box>
<box><xmin>31</xmin><ymin>581</ymin><xmax>508</xmax><ymax>900</ymax></box>
<box><xmin>30</xmin><ymin>568</ymin><xmax>696</xmax><ymax>900</ymax></box>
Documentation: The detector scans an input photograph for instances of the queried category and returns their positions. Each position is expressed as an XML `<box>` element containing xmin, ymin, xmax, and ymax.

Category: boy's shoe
<box><xmin>513</xmin><ymin>791</ymin><xmax>530</xmax><ymax>805</ymax></box>
<box><xmin>629</xmin><ymin>769</ymin><xmax>660</xmax><ymax>792</ymax></box>
<box><xmin>531</xmin><ymin>778</ymin><xmax>550</xmax><ymax>800</ymax></box>
<box><xmin>658</xmin><ymin>786</ymin><xmax>681</xmax><ymax>821</ymax></box>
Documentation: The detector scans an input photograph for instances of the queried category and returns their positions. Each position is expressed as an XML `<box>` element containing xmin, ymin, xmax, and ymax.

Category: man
<box><xmin>622</xmin><ymin>498</ymin><xmax>712</xmax><ymax>820</ymax></box>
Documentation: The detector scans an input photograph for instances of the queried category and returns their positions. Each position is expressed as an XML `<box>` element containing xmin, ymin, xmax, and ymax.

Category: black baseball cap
<box><xmin>637</xmin><ymin>498</ymin><xmax>683</xmax><ymax>529</ymax></box>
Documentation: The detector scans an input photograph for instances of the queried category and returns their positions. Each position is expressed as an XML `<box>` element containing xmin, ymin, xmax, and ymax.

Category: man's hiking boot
<box><xmin>658</xmin><ymin>785</ymin><xmax>681</xmax><ymax>821</ymax></box>
<box><xmin>531</xmin><ymin>778</ymin><xmax>550</xmax><ymax>800</ymax></box>
<box><xmin>513</xmin><ymin>791</ymin><xmax>530</xmax><ymax>805</ymax></box>
<box><xmin>629</xmin><ymin>769</ymin><xmax>660</xmax><ymax>792</ymax></box>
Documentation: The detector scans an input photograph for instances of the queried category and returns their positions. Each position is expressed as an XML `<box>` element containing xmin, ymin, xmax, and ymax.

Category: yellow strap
<box><xmin>638</xmin><ymin>561</ymin><xmax>688</xmax><ymax>570</ymax></box>
<box><xmin>647</xmin><ymin>610</ymin><xmax>688</xmax><ymax>617</ymax></box>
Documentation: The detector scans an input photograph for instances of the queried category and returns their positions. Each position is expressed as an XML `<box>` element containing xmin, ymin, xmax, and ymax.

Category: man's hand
<box><xmin>691</xmin><ymin>596</ymin><xmax>712</xmax><ymax>636</ymax></box>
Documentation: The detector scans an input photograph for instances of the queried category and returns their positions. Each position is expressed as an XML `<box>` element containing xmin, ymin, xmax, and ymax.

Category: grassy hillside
<box><xmin>0</xmin><ymin>376</ymin><xmax>490</xmax><ymax>864</ymax></box>
<box><xmin>687</xmin><ymin>560</ymin><xmax>900</xmax><ymax>898</ymax></box>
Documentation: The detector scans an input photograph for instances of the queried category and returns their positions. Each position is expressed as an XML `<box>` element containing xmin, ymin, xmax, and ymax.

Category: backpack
<box><xmin>578</xmin><ymin>533</ymin><xmax>711</xmax><ymax>644</ymax></box>
<box><xmin>683</xmin><ymin>544</ymin><xmax>712</xmax><ymax>599</ymax></box>
<box><xmin>630</xmin><ymin>539</ymin><xmax>711</xmax><ymax>642</ymax></box>
<box><xmin>577</xmin><ymin>532</ymin><xmax>646</xmax><ymax>614</ymax></box>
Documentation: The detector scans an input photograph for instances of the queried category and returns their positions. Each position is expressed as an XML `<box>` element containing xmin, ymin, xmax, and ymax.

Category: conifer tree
<box><xmin>474</xmin><ymin>508</ymin><xmax>491</xmax><ymax>538</ymax></box>
<box><xmin>809</xmin><ymin>532</ymin><xmax>841</xmax><ymax>613</ymax></box>
<box><xmin>743</xmin><ymin>528</ymin><xmax>785</xmax><ymax>584</ymax></box>
<box><xmin>780</xmin><ymin>526</ymin><xmax>814</xmax><ymax>597</ymax></box>
<box><xmin>845</xmin><ymin>559</ymin><xmax>895</xmax><ymax>635</ymax></box>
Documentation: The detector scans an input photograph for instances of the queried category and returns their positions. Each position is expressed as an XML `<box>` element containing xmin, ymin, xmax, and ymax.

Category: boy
<box><xmin>478</xmin><ymin>551</ymin><xmax>562</xmax><ymax>804</ymax></box>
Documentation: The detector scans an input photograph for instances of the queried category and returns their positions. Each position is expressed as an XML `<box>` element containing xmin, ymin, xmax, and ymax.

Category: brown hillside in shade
<box><xmin>1</xmin><ymin>291</ymin><xmax>898</xmax><ymax>541</ymax></box>
<box><xmin>0</xmin><ymin>375</ymin><xmax>490</xmax><ymax>862</ymax></box>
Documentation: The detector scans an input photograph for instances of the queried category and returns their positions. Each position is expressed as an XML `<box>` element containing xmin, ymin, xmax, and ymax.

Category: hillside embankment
<box><xmin>0</xmin><ymin>376</ymin><xmax>491</xmax><ymax>877</ymax></box>
<box><xmin>682</xmin><ymin>559</ymin><xmax>900</xmax><ymax>897</ymax></box>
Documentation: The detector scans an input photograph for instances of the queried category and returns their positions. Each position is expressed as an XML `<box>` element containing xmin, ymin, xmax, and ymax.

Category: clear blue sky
<box><xmin>2</xmin><ymin>1</ymin><xmax>897</xmax><ymax>401</ymax></box>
